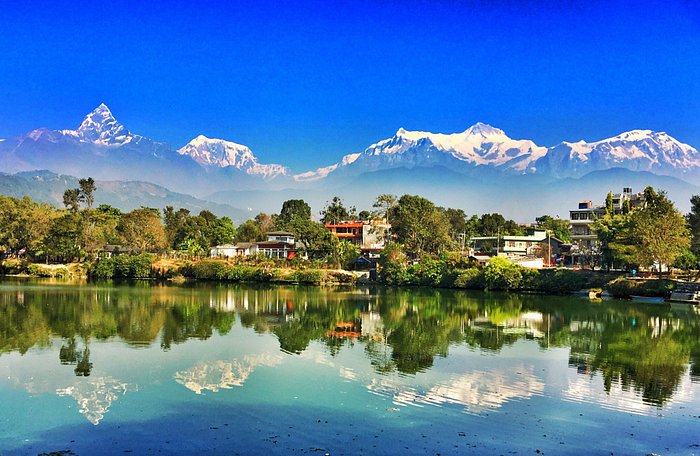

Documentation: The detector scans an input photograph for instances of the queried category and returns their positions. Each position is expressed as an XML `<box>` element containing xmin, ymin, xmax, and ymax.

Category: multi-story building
<box><xmin>325</xmin><ymin>219</ymin><xmax>390</xmax><ymax>259</ymax></box>
<box><xmin>569</xmin><ymin>187</ymin><xmax>646</xmax><ymax>258</ymax></box>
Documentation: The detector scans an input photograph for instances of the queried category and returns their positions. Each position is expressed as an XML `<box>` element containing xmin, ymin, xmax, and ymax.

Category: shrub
<box><xmin>606</xmin><ymin>277</ymin><xmax>675</xmax><ymax>298</ymax></box>
<box><xmin>482</xmin><ymin>257</ymin><xmax>522</xmax><ymax>290</ymax></box>
<box><xmin>27</xmin><ymin>264</ymin><xmax>69</xmax><ymax>278</ymax></box>
<box><xmin>537</xmin><ymin>269</ymin><xmax>586</xmax><ymax>294</ymax></box>
<box><xmin>453</xmin><ymin>267</ymin><xmax>484</xmax><ymax>289</ymax></box>
<box><xmin>0</xmin><ymin>259</ymin><xmax>29</xmax><ymax>275</ymax></box>
<box><xmin>90</xmin><ymin>257</ymin><xmax>115</xmax><ymax>279</ymax></box>
<box><xmin>288</xmin><ymin>269</ymin><xmax>324</xmax><ymax>284</ymax></box>
<box><xmin>89</xmin><ymin>254</ymin><xmax>153</xmax><ymax>279</ymax></box>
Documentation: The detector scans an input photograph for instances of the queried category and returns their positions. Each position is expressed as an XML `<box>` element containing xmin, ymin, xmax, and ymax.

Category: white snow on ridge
<box><xmin>294</xmin><ymin>152</ymin><xmax>361</xmax><ymax>182</ymax></box>
<box><xmin>178</xmin><ymin>135</ymin><xmax>288</xmax><ymax>178</ymax></box>
<box><xmin>297</xmin><ymin>123</ymin><xmax>700</xmax><ymax>180</ymax></box>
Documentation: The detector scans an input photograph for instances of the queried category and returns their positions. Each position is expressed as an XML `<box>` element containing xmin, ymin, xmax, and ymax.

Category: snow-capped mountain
<box><xmin>294</xmin><ymin>122</ymin><xmax>547</xmax><ymax>181</ymax></box>
<box><xmin>178</xmin><ymin>135</ymin><xmax>287</xmax><ymax>179</ymax></box>
<box><xmin>0</xmin><ymin>104</ymin><xmax>291</xmax><ymax>195</ymax></box>
<box><xmin>531</xmin><ymin>130</ymin><xmax>700</xmax><ymax>177</ymax></box>
<box><xmin>295</xmin><ymin>123</ymin><xmax>700</xmax><ymax>182</ymax></box>
<box><xmin>67</xmin><ymin>103</ymin><xmax>141</xmax><ymax>146</ymax></box>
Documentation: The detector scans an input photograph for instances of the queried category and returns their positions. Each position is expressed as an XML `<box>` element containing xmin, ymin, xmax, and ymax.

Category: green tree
<box><xmin>45</xmin><ymin>212</ymin><xmax>84</xmax><ymax>262</ymax></box>
<box><xmin>443</xmin><ymin>207</ymin><xmax>468</xmax><ymax>238</ymax></box>
<box><xmin>535</xmin><ymin>215</ymin><xmax>572</xmax><ymax>243</ymax></box>
<box><xmin>321</xmin><ymin>196</ymin><xmax>355</xmax><ymax>223</ymax></box>
<box><xmin>63</xmin><ymin>189</ymin><xmax>81</xmax><ymax>213</ymax></box>
<box><xmin>388</xmin><ymin>194</ymin><xmax>451</xmax><ymax>256</ymax></box>
<box><xmin>594</xmin><ymin>187</ymin><xmax>690</xmax><ymax>274</ymax></box>
<box><xmin>78</xmin><ymin>177</ymin><xmax>97</xmax><ymax>209</ymax></box>
<box><xmin>372</xmin><ymin>194</ymin><xmax>397</xmax><ymax>219</ymax></box>
<box><xmin>237</xmin><ymin>219</ymin><xmax>264</xmax><ymax>242</ymax></box>
<box><xmin>117</xmin><ymin>208</ymin><xmax>166</xmax><ymax>253</ymax></box>
<box><xmin>277</xmin><ymin>199</ymin><xmax>311</xmax><ymax>229</ymax></box>
<box><xmin>630</xmin><ymin>189</ymin><xmax>689</xmax><ymax>276</ymax></box>
<box><xmin>605</xmin><ymin>191</ymin><xmax>614</xmax><ymax>216</ymax></box>
<box><xmin>687</xmin><ymin>195</ymin><xmax>700</xmax><ymax>255</ymax></box>
<box><xmin>208</xmin><ymin>216</ymin><xmax>237</xmax><ymax>246</ymax></box>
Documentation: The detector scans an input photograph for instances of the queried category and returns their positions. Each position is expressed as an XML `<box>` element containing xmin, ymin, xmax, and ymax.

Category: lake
<box><xmin>1</xmin><ymin>278</ymin><xmax>699</xmax><ymax>455</ymax></box>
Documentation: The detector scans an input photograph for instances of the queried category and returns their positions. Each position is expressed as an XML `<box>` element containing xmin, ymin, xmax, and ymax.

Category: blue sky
<box><xmin>1</xmin><ymin>0</ymin><xmax>699</xmax><ymax>172</ymax></box>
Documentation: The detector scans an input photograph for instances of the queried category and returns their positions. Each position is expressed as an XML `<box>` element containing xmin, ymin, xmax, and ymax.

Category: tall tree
<box><xmin>388</xmin><ymin>194</ymin><xmax>451</xmax><ymax>256</ymax></box>
<box><xmin>605</xmin><ymin>191</ymin><xmax>614</xmax><ymax>216</ymax></box>
<box><xmin>277</xmin><ymin>199</ymin><xmax>312</xmax><ymax>229</ymax></box>
<box><xmin>372</xmin><ymin>194</ymin><xmax>397</xmax><ymax>220</ymax></box>
<box><xmin>688</xmin><ymin>195</ymin><xmax>700</xmax><ymax>255</ymax></box>
<box><xmin>535</xmin><ymin>215</ymin><xmax>571</xmax><ymax>243</ymax></box>
<box><xmin>631</xmin><ymin>188</ymin><xmax>689</xmax><ymax>276</ymax></box>
<box><xmin>63</xmin><ymin>189</ymin><xmax>81</xmax><ymax>213</ymax></box>
<box><xmin>78</xmin><ymin>177</ymin><xmax>96</xmax><ymax>209</ymax></box>
<box><xmin>321</xmin><ymin>196</ymin><xmax>355</xmax><ymax>224</ymax></box>
<box><xmin>236</xmin><ymin>219</ymin><xmax>264</xmax><ymax>242</ymax></box>
<box><xmin>117</xmin><ymin>208</ymin><xmax>166</xmax><ymax>252</ymax></box>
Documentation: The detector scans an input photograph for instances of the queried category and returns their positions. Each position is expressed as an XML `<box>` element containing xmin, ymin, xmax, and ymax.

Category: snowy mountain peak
<box><xmin>73</xmin><ymin>103</ymin><xmax>138</xmax><ymax>146</ymax></box>
<box><xmin>463</xmin><ymin>122</ymin><xmax>505</xmax><ymax>138</ymax></box>
<box><xmin>178</xmin><ymin>135</ymin><xmax>287</xmax><ymax>179</ymax></box>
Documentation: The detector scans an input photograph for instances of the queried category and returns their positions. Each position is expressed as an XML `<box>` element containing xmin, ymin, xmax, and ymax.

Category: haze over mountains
<box><xmin>1</xmin><ymin>104</ymin><xmax>699</xmax><ymax>221</ymax></box>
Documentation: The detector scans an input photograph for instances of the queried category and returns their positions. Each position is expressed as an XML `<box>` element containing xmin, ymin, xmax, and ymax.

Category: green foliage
<box><xmin>673</xmin><ymin>249</ymin><xmax>698</xmax><ymax>271</ymax></box>
<box><xmin>89</xmin><ymin>254</ymin><xmax>153</xmax><ymax>279</ymax></box>
<box><xmin>118</xmin><ymin>208</ymin><xmax>166</xmax><ymax>253</ymax></box>
<box><xmin>320</xmin><ymin>196</ymin><xmax>355</xmax><ymax>223</ymax></box>
<box><xmin>453</xmin><ymin>268</ymin><xmax>484</xmax><ymax>289</ymax></box>
<box><xmin>482</xmin><ymin>256</ymin><xmax>522</xmax><ymax>290</ymax></box>
<box><xmin>537</xmin><ymin>269</ymin><xmax>587</xmax><ymax>294</ymax></box>
<box><xmin>288</xmin><ymin>269</ymin><xmax>324</xmax><ymax>284</ymax></box>
<box><xmin>27</xmin><ymin>264</ymin><xmax>69</xmax><ymax>278</ymax></box>
<box><xmin>606</xmin><ymin>277</ymin><xmax>675</xmax><ymax>298</ymax></box>
<box><xmin>535</xmin><ymin>215</ymin><xmax>572</xmax><ymax>243</ymax></box>
<box><xmin>688</xmin><ymin>195</ymin><xmax>700</xmax><ymax>256</ymax></box>
<box><xmin>78</xmin><ymin>177</ymin><xmax>96</xmax><ymax>209</ymax></box>
<box><xmin>388</xmin><ymin>194</ymin><xmax>452</xmax><ymax>256</ymax></box>
<box><xmin>63</xmin><ymin>188</ymin><xmax>81</xmax><ymax>213</ymax></box>
<box><xmin>277</xmin><ymin>199</ymin><xmax>312</xmax><ymax>229</ymax></box>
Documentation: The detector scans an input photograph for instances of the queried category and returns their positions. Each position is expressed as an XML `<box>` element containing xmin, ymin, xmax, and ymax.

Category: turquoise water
<box><xmin>0</xmin><ymin>278</ymin><xmax>699</xmax><ymax>455</ymax></box>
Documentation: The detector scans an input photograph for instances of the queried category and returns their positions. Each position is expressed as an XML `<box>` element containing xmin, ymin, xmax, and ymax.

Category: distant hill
<box><xmin>0</xmin><ymin>171</ymin><xmax>248</xmax><ymax>221</ymax></box>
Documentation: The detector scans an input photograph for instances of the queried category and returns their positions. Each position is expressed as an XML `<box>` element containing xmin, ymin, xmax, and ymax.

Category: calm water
<box><xmin>1</xmin><ymin>278</ymin><xmax>699</xmax><ymax>455</ymax></box>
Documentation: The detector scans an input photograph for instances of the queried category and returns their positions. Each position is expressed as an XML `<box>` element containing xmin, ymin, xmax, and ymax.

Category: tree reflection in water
<box><xmin>1</xmin><ymin>279</ymin><xmax>699</xmax><ymax>406</ymax></box>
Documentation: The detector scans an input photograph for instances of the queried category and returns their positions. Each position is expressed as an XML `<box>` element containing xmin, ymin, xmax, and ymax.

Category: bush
<box><xmin>537</xmin><ymin>269</ymin><xmax>587</xmax><ymax>294</ymax></box>
<box><xmin>482</xmin><ymin>257</ymin><xmax>522</xmax><ymax>290</ymax></box>
<box><xmin>89</xmin><ymin>254</ymin><xmax>154</xmax><ymax>279</ymax></box>
<box><xmin>27</xmin><ymin>264</ymin><xmax>69</xmax><ymax>278</ymax></box>
<box><xmin>288</xmin><ymin>269</ymin><xmax>324</xmax><ymax>284</ymax></box>
<box><xmin>520</xmin><ymin>268</ymin><xmax>542</xmax><ymax>291</ymax></box>
<box><xmin>606</xmin><ymin>277</ymin><xmax>675</xmax><ymax>298</ymax></box>
<box><xmin>90</xmin><ymin>257</ymin><xmax>115</xmax><ymax>279</ymax></box>
<box><xmin>453</xmin><ymin>268</ymin><xmax>484</xmax><ymax>289</ymax></box>
<box><xmin>0</xmin><ymin>259</ymin><xmax>29</xmax><ymax>275</ymax></box>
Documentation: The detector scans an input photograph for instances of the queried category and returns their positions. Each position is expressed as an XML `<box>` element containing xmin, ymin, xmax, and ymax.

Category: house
<box><xmin>324</xmin><ymin>221</ymin><xmax>364</xmax><ymax>246</ymax></box>
<box><xmin>210</xmin><ymin>244</ymin><xmax>237</xmax><ymax>258</ymax></box>
<box><xmin>255</xmin><ymin>231</ymin><xmax>297</xmax><ymax>259</ymax></box>
<box><xmin>325</xmin><ymin>219</ymin><xmax>390</xmax><ymax>260</ymax></box>
<box><xmin>470</xmin><ymin>228</ymin><xmax>565</xmax><ymax>267</ymax></box>
<box><xmin>210</xmin><ymin>232</ymin><xmax>297</xmax><ymax>259</ymax></box>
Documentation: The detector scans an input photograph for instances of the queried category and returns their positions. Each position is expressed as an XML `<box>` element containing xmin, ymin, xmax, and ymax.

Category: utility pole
<box><xmin>548</xmin><ymin>230</ymin><xmax>551</xmax><ymax>267</ymax></box>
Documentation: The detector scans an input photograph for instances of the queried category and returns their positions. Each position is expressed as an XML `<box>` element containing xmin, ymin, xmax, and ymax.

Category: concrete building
<box><xmin>569</xmin><ymin>187</ymin><xmax>646</xmax><ymax>256</ymax></box>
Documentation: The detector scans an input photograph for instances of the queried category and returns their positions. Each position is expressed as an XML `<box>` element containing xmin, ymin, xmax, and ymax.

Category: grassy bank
<box><xmin>1</xmin><ymin>254</ymin><xmax>681</xmax><ymax>298</ymax></box>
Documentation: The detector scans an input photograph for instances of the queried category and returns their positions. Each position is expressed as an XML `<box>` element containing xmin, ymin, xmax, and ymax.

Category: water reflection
<box><xmin>175</xmin><ymin>354</ymin><xmax>284</xmax><ymax>394</ymax></box>
<box><xmin>56</xmin><ymin>377</ymin><xmax>130</xmax><ymax>425</ymax></box>
<box><xmin>1</xmin><ymin>279</ymin><xmax>699</xmax><ymax>413</ymax></box>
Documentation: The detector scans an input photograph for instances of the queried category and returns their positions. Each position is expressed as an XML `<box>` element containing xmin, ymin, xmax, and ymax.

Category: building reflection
<box><xmin>1</xmin><ymin>282</ymin><xmax>698</xmax><ymax>410</ymax></box>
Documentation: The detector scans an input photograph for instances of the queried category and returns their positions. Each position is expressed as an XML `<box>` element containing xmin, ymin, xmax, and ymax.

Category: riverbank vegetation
<box><xmin>2</xmin><ymin>179</ymin><xmax>700</xmax><ymax>296</ymax></box>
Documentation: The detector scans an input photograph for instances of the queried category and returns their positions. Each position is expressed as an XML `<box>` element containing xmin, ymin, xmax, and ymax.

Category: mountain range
<box><xmin>1</xmin><ymin>104</ymin><xmax>699</xmax><ymax>221</ymax></box>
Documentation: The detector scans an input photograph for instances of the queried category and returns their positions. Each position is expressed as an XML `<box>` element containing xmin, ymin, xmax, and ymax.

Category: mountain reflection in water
<box><xmin>1</xmin><ymin>278</ymin><xmax>699</xmax><ymax>419</ymax></box>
